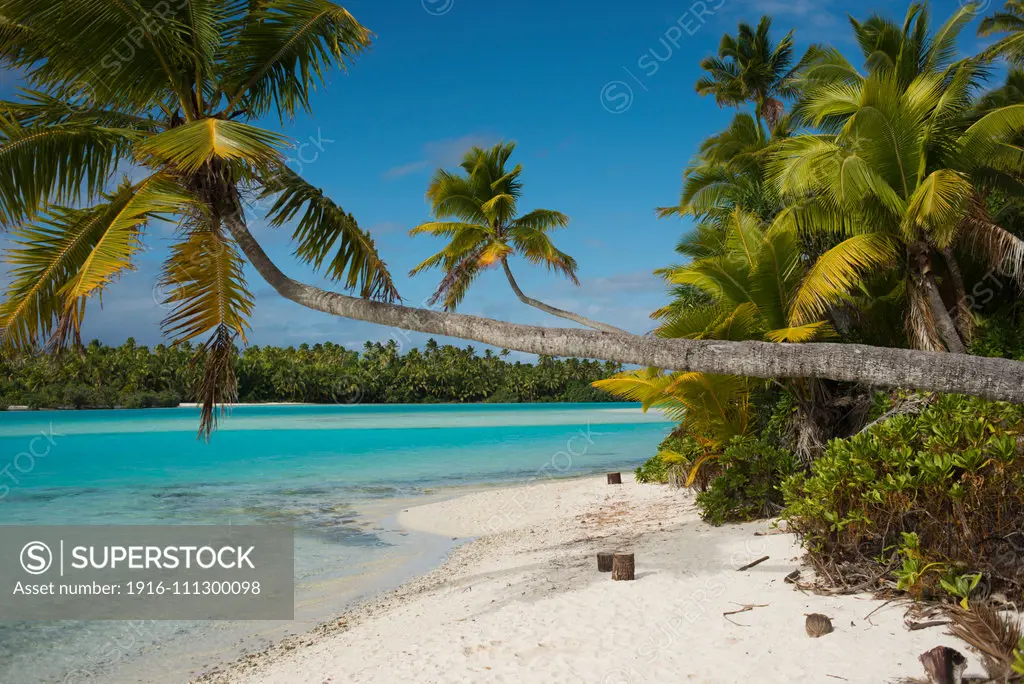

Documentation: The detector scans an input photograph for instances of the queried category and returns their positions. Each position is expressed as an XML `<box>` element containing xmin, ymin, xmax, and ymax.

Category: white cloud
<box><xmin>383</xmin><ymin>133</ymin><xmax>502</xmax><ymax>179</ymax></box>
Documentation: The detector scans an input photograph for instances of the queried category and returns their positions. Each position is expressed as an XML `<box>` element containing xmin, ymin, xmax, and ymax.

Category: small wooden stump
<box><xmin>597</xmin><ymin>552</ymin><xmax>614</xmax><ymax>572</ymax></box>
<box><xmin>607</xmin><ymin>472</ymin><xmax>622</xmax><ymax>485</ymax></box>
<box><xmin>805</xmin><ymin>613</ymin><xmax>833</xmax><ymax>637</ymax></box>
<box><xmin>919</xmin><ymin>646</ymin><xmax>967</xmax><ymax>684</ymax></box>
<box><xmin>611</xmin><ymin>553</ymin><xmax>635</xmax><ymax>581</ymax></box>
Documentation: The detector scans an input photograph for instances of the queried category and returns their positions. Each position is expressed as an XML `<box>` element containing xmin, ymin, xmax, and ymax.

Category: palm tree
<box><xmin>2</xmin><ymin>1</ymin><xmax>1024</xmax><ymax>428</ymax></box>
<box><xmin>0</xmin><ymin>0</ymin><xmax>396</xmax><ymax>434</ymax></box>
<box><xmin>409</xmin><ymin>141</ymin><xmax>625</xmax><ymax>333</ymax></box>
<box><xmin>653</xmin><ymin>208</ymin><xmax>839</xmax><ymax>460</ymax></box>
<box><xmin>770</xmin><ymin>60</ymin><xmax>1024</xmax><ymax>353</ymax></box>
<box><xmin>695</xmin><ymin>16</ymin><xmax>801</xmax><ymax>127</ymax></box>
<box><xmin>658</xmin><ymin>112</ymin><xmax>788</xmax><ymax>228</ymax></box>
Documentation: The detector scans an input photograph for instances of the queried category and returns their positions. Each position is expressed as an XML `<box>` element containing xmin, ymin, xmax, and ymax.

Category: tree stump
<box><xmin>919</xmin><ymin>646</ymin><xmax>967</xmax><ymax>684</ymax></box>
<box><xmin>611</xmin><ymin>553</ymin><xmax>635</xmax><ymax>581</ymax></box>
<box><xmin>597</xmin><ymin>552</ymin><xmax>614</xmax><ymax>572</ymax></box>
<box><xmin>607</xmin><ymin>472</ymin><xmax>622</xmax><ymax>485</ymax></box>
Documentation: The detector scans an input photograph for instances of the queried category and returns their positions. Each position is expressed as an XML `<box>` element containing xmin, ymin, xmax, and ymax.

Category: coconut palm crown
<box><xmin>770</xmin><ymin>58</ymin><xmax>1024</xmax><ymax>352</ymax></box>
<box><xmin>695</xmin><ymin>15</ymin><xmax>801</xmax><ymax>127</ymax></box>
<box><xmin>0</xmin><ymin>0</ymin><xmax>396</xmax><ymax>435</ymax></box>
<box><xmin>409</xmin><ymin>142</ymin><xmax>624</xmax><ymax>333</ymax></box>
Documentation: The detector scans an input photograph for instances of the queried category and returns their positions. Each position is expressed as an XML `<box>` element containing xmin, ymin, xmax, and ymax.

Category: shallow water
<box><xmin>0</xmin><ymin>403</ymin><xmax>671</xmax><ymax>683</ymax></box>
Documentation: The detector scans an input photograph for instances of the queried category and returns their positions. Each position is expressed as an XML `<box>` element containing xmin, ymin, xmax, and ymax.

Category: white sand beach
<box><xmin>201</xmin><ymin>475</ymin><xmax>978</xmax><ymax>684</ymax></box>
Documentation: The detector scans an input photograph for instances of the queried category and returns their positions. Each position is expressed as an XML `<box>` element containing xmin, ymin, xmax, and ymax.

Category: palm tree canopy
<box><xmin>0</xmin><ymin>0</ymin><xmax>397</xmax><ymax>436</ymax></box>
<box><xmin>695</xmin><ymin>15</ymin><xmax>801</xmax><ymax>125</ymax></box>
<box><xmin>770</xmin><ymin>53</ymin><xmax>1024</xmax><ymax>350</ymax></box>
<box><xmin>409</xmin><ymin>141</ymin><xmax>577</xmax><ymax>311</ymax></box>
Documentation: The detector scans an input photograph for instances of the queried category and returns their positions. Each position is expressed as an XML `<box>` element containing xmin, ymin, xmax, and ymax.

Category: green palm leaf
<box><xmin>0</xmin><ymin>115</ymin><xmax>133</xmax><ymax>227</ymax></box>
<box><xmin>262</xmin><ymin>168</ymin><xmax>398</xmax><ymax>302</ymax></box>
<box><xmin>160</xmin><ymin>223</ymin><xmax>255</xmax><ymax>439</ymax></box>
<box><xmin>0</xmin><ymin>176</ymin><xmax>188</xmax><ymax>349</ymax></box>
<box><xmin>789</xmin><ymin>234</ymin><xmax>900</xmax><ymax>325</ymax></box>
<box><xmin>222</xmin><ymin>0</ymin><xmax>372</xmax><ymax>119</ymax></box>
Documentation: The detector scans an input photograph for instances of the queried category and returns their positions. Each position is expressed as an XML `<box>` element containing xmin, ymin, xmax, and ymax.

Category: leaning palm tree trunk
<box><xmin>224</xmin><ymin>214</ymin><xmax>1024</xmax><ymax>404</ymax></box>
<box><xmin>500</xmin><ymin>259</ymin><xmax>627</xmax><ymax>334</ymax></box>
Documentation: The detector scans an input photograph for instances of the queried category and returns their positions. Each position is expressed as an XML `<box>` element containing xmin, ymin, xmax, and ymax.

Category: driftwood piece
<box><xmin>722</xmin><ymin>603</ymin><xmax>768</xmax><ymax>626</ymax></box>
<box><xmin>611</xmin><ymin>553</ymin><xmax>634</xmax><ymax>581</ymax></box>
<box><xmin>919</xmin><ymin>646</ymin><xmax>967</xmax><ymax>684</ymax></box>
<box><xmin>805</xmin><ymin>613</ymin><xmax>834</xmax><ymax>637</ymax></box>
<box><xmin>737</xmin><ymin>555</ymin><xmax>770</xmax><ymax>571</ymax></box>
<box><xmin>607</xmin><ymin>472</ymin><xmax>622</xmax><ymax>485</ymax></box>
<box><xmin>597</xmin><ymin>552</ymin><xmax>614</xmax><ymax>573</ymax></box>
<box><xmin>907</xmin><ymin>620</ymin><xmax>951</xmax><ymax>631</ymax></box>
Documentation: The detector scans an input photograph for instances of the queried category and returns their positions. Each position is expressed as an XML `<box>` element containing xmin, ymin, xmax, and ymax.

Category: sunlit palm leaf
<box><xmin>136</xmin><ymin>118</ymin><xmax>286</xmax><ymax>174</ymax></box>
<box><xmin>160</xmin><ymin>223</ymin><xmax>255</xmax><ymax>439</ymax></box>
<box><xmin>55</xmin><ymin>176</ymin><xmax>195</xmax><ymax>346</ymax></box>
<box><xmin>789</xmin><ymin>234</ymin><xmax>900</xmax><ymax>324</ymax></box>
<box><xmin>655</xmin><ymin>303</ymin><xmax>729</xmax><ymax>339</ymax></box>
<box><xmin>766</xmin><ymin>321</ymin><xmax>836</xmax><ymax>342</ymax></box>
<box><xmin>903</xmin><ymin>169</ymin><xmax>972</xmax><ymax>246</ymax></box>
<box><xmin>0</xmin><ymin>0</ymin><xmax>195</xmax><ymax>114</ymax></box>
<box><xmin>0</xmin><ymin>176</ymin><xmax>186</xmax><ymax>349</ymax></box>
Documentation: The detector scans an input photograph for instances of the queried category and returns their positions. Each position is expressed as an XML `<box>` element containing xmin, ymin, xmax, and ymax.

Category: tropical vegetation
<box><xmin>2</xmin><ymin>0</ymin><xmax>1023</xmax><ymax>449</ymax></box>
<box><xmin>781</xmin><ymin>394</ymin><xmax>1024</xmax><ymax>600</ymax></box>
<box><xmin>2</xmin><ymin>0</ymin><xmax>1024</xmax><ymax>620</ymax></box>
<box><xmin>592</xmin><ymin>2</ymin><xmax>1024</xmax><ymax>609</ymax></box>
<box><xmin>409</xmin><ymin>142</ymin><xmax>624</xmax><ymax>333</ymax></box>
<box><xmin>0</xmin><ymin>339</ymin><xmax>621</xmax><ymax>409</ymax></box>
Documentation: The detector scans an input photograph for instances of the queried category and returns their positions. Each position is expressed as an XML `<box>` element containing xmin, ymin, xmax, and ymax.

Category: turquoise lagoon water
<box><xmin>0</xmin><ymin>403</ymin><xmax>672</xmax><ymax>683</ymax></box>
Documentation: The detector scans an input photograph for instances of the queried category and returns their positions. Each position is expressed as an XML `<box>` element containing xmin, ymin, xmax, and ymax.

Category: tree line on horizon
<box><xmin>0</xmin><ymin>338</ymin><xmax>622</xmax><ymax>409</ymax></box>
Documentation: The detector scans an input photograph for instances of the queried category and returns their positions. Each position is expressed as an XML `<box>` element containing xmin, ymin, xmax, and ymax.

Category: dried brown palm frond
<box><xmin>947</xmin><ymin>602</ymin><xmax>1023</xmax><ymax>681</ymax></box>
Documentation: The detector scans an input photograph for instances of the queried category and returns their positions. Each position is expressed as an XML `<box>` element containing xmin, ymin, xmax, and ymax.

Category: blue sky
<box><xmin>0</xmin><ymin>0</ymin><xmax>995</xmax><ymax>352</ymax></box>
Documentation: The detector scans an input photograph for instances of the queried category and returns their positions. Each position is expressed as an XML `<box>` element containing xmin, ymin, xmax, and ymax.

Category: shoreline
<box><xmin>196</xmin><ymin>475</ymin><xmax>979</xmax><ymax>684</ymax></box>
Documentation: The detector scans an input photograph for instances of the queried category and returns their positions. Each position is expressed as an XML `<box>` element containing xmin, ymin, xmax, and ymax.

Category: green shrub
<box><xmin>634</xmin><ymin>453</ymin><xmax>671</xmax><ymax>484</ymax></box>
<box><xmin>781</xmin><ymin>394</ymin><xmax>1024</xmax><ymax>600</ymax></box>
<box><xmin>696</xmin><ymin>437</ymin><xmax>798</xmax><ymax>525</ymax></box>
<box><xmin>634</xmin><ymin>431</ymin><xmax>705</xmax><ymax>485</ymax></box>
<box><xmin>484</xmin><ymin>388</ymin><xmax>521</xmax><ymax>404</ymax></box>
<box><xmin>971</xmin><ymin>310</ymin><xmax>1024</xmax><ymax>361</ymax></box>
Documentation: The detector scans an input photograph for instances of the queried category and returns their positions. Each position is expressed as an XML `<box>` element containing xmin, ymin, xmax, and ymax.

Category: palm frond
<box><xmin>789</xmin><ymin>234</ymin><xmax>900</xmax><ymax>324</ymax></box>
<box><xmin>0</xmin><ymin>176</ymin><xmax>186</xmax><ymax>349</ymax></box>
<box><xmin>160</xmin><ymin>223</ymin><xmax>255</xmax><ymax>438</ymax></box>
<box><xmin>0</xmin><ymin>115</ymin><xmax>133</xmax><ymax>228</ymax></box>
<box><xmin>508</xmin><ymin>227</ymin><xmax>579</xmax><ymax>285</ymax></box>
<box><xmin>261</xmin><ymin>167</ymin><xmax>398</xmax><ymax>301</ymax></box>
<box><xmin>222</xmin><ymin>0</ymin><xmax>372</xmax><ymax>120</ymax></box>
<box><xmin>903</xmin><ymin>169</ymin><xmax>972</xmax><ymax>247</ymax></box>
<box><xmin>136</xmin><ymin>118</ymin><xmax>286</xmax><ymax>174</ymax></box>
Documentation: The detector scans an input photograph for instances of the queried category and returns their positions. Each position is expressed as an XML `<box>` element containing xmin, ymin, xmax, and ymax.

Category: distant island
<box><xmin>0</xmin><ymin>339</ymin><xmax>623</xmax><ymax>410</ymax></box>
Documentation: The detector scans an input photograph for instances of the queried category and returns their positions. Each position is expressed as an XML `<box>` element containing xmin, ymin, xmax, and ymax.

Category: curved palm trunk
<box><xmin>499</xmin><ymin>259</ymin><xmax>627</xmax><ymax>334</ymax></box>
<box><xmin>224</xmin><ymin>215</ymin><xmax>1024</xmax><ymax>403</ymax></box>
